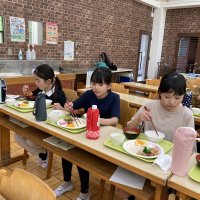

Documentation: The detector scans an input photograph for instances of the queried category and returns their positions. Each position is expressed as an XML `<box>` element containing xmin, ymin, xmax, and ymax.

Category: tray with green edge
<box><xmin>46</xmin><ymin>119</ymin><xmax>86</xmax><ymax>134</ymax></box>
<box><xmin>193</xmin><ymin>113</ymin><xmax>200</xmax><ymax>117</ymax></box>
<box><xmin>6</xmin><ymin>104</ymin><xmax>52</xmax><ymax>113</ymax></box>
<box><xmin>189</xmin><ymin>165</ymin><xmax>200</xmax><ymax>183</ymax></box>
<box><xmin>6</xmin><ymin>104</ymin><xmax>34</xmax><ymax>112</ymax></box>
<box><xmin>104</xmin><ymin>134</ymin><xmax>174</xmax><ymax>163</ymax></box>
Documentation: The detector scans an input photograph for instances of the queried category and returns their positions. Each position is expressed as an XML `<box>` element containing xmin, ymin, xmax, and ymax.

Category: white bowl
<box><xmin>5</xmin><ymin>98</ymin><xmax>16</xmax><ymax>106</ymax></box>
<box><xmin>46</xmin><ymin>99</ymin><xmax>52</xmax><ymax>107</ymax></box>
<box><xmin>145</xmin><ymin>130</ymin><xmax>165</xmax><ymax>143</ymax></box>
<box><xmin>110</xmin><ymin>132</ymin><xmax>125</xmax><ymax>146</ymax></box>
<box><xmin>47</xmin><ymin>110</ymin><xmax>66</xmax><ymax>123</ymax></box>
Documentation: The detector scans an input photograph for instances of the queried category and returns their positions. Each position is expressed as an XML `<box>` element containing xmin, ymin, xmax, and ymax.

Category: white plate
<box><xmin>57</xmin><ymin>118</ymin><xmax>86</xmax><ymax>129</ymax></box>
<box><xmin>123</xmin><ymin>140</ymin><xmax>164</xmax><ymax>159</ymax></box>
<box><xmin>6</xmin><ymin>94</ymin><xmax>20</xmax><ymax>99</ymax></box>
<box><xmin>13</xmin><ymin>101</ymin><xmax>35</xmax><ymax>109</ymax></box>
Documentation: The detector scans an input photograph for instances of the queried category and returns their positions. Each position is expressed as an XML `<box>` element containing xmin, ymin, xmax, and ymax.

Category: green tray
<box><xmin>6</xmin><ymin>104</ymin><xmax>52</xmax><ymax>113</ymax></box>
<box><xmin>6</xmin><ymin>104</ymin><xmax>34</xmax><ymax>112</ymax></box>
<box><xmin>193</xmin><ymin>114</ymin><xmax>200</xmax><ymax>117</ymax></box>
<box><xmin>189</xmin><ymin>165</ymin><xmax>200</xmax><ymax>183</ymax></box>
<box><xmin>104</xmin><ymin>134</ymin><xmax>174</xmax><ymax>163</ymax></box>
<box><xmin>46</xmin><ymin>119</ymin><xmax>86</xmax><ymax>134</ymax></box>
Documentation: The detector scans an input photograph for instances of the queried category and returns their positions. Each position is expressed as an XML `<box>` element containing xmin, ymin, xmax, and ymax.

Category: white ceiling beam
<box><xmin>161</xmin><ymin>0</ymin><xmax>200</xmax><ymax>9</ymax></box>
<box><xmin>134</xmin><ymin>0</ymin><xmax>160</xmax><ymax>8</ymax></box>
<box><xmin>135</xmin><ymin>0</ymin><xmax>200</xmax><ymax>9</ymax></box>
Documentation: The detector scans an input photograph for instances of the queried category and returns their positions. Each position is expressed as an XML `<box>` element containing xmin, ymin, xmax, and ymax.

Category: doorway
<box><xmin>174</xmin><ymin>33</ymin><xmax>200</xmax><ymax>73</ymax></box>
<box><xmin>136</xmin><ymin>30</ymin><xmax>151</xmax><ymax>82</ymax></box>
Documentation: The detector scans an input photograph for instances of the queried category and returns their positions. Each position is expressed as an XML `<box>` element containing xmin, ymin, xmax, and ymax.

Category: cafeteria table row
<box><xmin>0</xmin><ymin>104</ymin><xmax>199</xmax><ymax>200</ymax></box>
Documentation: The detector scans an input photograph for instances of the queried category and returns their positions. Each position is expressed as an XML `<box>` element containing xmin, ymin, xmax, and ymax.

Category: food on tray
<box><xmin>57</xmin><ymin>117</ymin><xmax>86</xmax><ymax>129</ymax></box>
<box><xmin>123</xmin><ymin>127</ymin><xmax>140</xmax><ymax>139</ymax></box>
<box><xmin>57</xmin><ymin>117</ymin><xmax>76</xmax><ymax>127</ymax></box>
<box><xmin>17</xmin><ymin>100</ymin><xmax>30</xmax><ymax>107</ymax></box>
<box><xmin>67</xmin><ymin>121</ymin><xmax>75</xmax><ymax>127</ymax></box>
<box><xmin>136</xmin><ymin>145</ymin><xmax>160</xmax><ymax>156</ymax></box>
<box><xmin>64</xmin><ymin>115</ymin><xmax>73</xmax><ymax>122</ymax></box>
<box><xmin>135</xmin><ymin>139</ymin><xmax>147</xmax><ymax>146</ymax></box>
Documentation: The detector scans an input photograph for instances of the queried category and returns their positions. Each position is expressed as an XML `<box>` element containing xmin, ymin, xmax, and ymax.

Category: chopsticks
<box><xmin>144</xmin><ymin>106</ymin><xmax>159</xmax><ymax>137</ymax></box>
<box><xmin>69</xmin><ymin>108</ymin><xmax>83</xmax><ymax>127</ymax></box>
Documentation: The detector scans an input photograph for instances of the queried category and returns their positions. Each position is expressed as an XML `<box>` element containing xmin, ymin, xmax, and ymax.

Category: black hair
<box><xmin>34</xmin><ymin>64</ymin><xmax>62</xmax><ymax>101</ymax></box>
<box><xmin>158</xmin><ymin>72</ymin><xmax>186</xmax><ymax>96</ymax></box>
<box><xmin>90</xmin><ymin>67</ymin><xmax>112</xmax><ymax>85</ymax></box>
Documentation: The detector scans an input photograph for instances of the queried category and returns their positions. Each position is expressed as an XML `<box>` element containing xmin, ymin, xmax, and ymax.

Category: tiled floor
<box><xmin>1</xmin><ymin>133</ymin><xmax>124</xmax><ymax>200</ymax></box>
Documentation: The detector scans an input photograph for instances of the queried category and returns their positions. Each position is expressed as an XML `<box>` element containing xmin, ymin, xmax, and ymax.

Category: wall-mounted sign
<box><xmin>64</xmin><ymin>40</ymin><xmax>74</xmax><ymax>61</ymax></box>
<box><xmin>10</xmin><ymin>16</ymin><xmax>25</xmax><ymax>42</ymax></box>
<box><xmin>46</xmin><ymin>22</ymin><xmax>58</xmax><ymax>44</ymax></box>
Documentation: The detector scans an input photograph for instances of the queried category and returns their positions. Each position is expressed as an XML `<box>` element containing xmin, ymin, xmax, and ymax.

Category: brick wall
<box><xmin>161</xmin><ymin>7</ymin><xmax>200</xmax><ymax>69</ymax></box>
<box><xmin>0</xmin><ymin>0</ymin><xmax>153</xmax><ymax>72</ymax></box>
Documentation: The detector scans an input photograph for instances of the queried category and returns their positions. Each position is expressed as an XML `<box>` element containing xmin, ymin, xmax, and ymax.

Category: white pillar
<box><xmin>148</xmin><ymin>8</ymin><xmax>167</xmax><ymax>79</ymax></box>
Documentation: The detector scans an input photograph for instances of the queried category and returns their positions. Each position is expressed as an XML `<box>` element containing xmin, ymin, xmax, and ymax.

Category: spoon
<box><xmin>144</xmin><ymin>106</ymin><xmax>159</xmax><ymax>137</ymax></box>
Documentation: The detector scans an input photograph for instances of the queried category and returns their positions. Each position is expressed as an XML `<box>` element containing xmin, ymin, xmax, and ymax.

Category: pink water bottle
<box><xmin>170</xmin><ymin>127</ymin><xmax>197</xmax><ymax>176</ymax></box>
<box><xmin>86</xmin><ymin>105</ymin><xmax>100</xmax><ymax>140</ymax></box>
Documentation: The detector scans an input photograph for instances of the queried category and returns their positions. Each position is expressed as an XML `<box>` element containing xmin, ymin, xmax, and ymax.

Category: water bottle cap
<box><xmin>92</xmin><ymin>105</ymin><xmax>97</xmax><ymax>109</ymax></box>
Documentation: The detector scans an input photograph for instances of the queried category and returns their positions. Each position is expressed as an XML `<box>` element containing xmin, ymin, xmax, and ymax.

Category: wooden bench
<box><xmin>0</xmin><ymin>116</ymin><xmax>155</xmax><ymax>200</ymax></box>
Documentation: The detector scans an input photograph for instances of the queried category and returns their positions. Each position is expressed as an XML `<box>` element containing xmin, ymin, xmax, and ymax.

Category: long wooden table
<box><xmin>121</xmin><ymin>82</ymin><xmax>158</xmax><ymax>99</ymax></box>
<box><xmin>0</xmin><ymin>105</ymin><xmax>172</xmax><ymax>200</ymax></box>
<box><xmin>167</xmin><ymin>153</ymin><xmax>200</xmax><ymax>200</ymax></box>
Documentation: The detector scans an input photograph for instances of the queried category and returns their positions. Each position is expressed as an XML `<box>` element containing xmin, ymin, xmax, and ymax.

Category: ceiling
<box><xmin>136</xmin><ymin>0</ymin><xmax>200</xmax><ymax>9</ymax></box>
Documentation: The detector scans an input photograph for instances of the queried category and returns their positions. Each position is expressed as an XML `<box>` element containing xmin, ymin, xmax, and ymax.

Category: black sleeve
<box><xmin>57</xmin><ymin>90</ymin><xmax>67</xmax><ymax>107</ymax></box>
<box><xmin>73</xmin><ymin>91</ymin><xmax>89</xmax><ymax>110</ymax></box>
<box><xmin>32</xmin><ymin>88</ymin><xmax>41</xmax><ymax>97</ymax></box>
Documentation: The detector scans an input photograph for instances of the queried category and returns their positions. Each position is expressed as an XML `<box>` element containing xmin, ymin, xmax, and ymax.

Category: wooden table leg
<box><xmin>108</xmin><ymin>185</ymin><xmax>115</xmax><ymax>200</ymax></box>
<box><xmin>0</xmin><ymin>126</ymin><xmax>11</xmax><ymax>166</ymax></box>
<box><xmin>46</xmin><ymin>151</ymin><xmax>53</xmax><ymax>179</ymax></box>
<box><xmin>98</xmin><ymin>179</ymin><xmax>105</xmax><ymax>200</ymax></box>
<box><xmin>0</xmin><ymin>126</ymin><xmax>23</xmax><ymax>166</ymax></box>
<box><xmin>151</xmin><ymin>181</ymin><xmax>168</xmax><ymax>200</ymax></box>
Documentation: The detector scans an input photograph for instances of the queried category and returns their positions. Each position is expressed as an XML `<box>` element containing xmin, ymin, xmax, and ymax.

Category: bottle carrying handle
<box><xmin>32</xmin><ymin>99</ymin><xmax>37</xmax><ymax>116</ymax></box>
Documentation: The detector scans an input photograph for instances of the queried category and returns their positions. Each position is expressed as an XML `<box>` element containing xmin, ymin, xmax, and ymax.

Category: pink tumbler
<box><xmin>170</xmin><ymin>127</ymin><xmax>197</xmax><ymax>176</ymax></box>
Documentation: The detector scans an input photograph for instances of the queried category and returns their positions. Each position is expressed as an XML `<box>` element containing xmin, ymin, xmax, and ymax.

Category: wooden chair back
<box><xmin>63</xmin><ymin>88</ymin><xmax>79</xmax><ymax>102</ymax></box>
<box><xmin>111</xmin><ymin>83</ymin><xmax>129</xmax><ymax>94</ymax></box>
<box><xmin>146</xmin><ymin>78</ymin><xmax>161</xmax><ymax>86</ymax></box>
<box><xmin>0</xmin><ymin>168</ymin><xmax>56</xmax><ymax>200</ymax></box>
<box><xmin>119</xmin><ymin>99</ymin><xmax>137</xmax><ymax>128</ymax></box>
<box><xmin>186</xmin><ymin>78</ymin><xmax>200</xmax><ymax>91</ymax></box>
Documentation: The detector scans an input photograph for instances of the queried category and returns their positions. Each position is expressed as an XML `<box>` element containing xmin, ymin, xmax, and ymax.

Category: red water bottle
<box><xmin>86</xmin><ymin>105</ymin><xmax>100</xmax><ymax>139</ymax></box>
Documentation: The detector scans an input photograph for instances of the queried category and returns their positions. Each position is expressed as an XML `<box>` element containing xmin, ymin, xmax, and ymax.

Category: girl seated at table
<box><xmin>54</xmin><ymin>67</ymin><xmax>120</xmax><ymax>200</ymax></box>
<box><xmin>128</xmin><ymin>71</ymin><xmax>194</xmax><ymax>141</ymax></box>
<box><xmin>15</xmin><ymin>64</ymin><xmax>66</xmax><ymax>169</ymax></box>
<box><xmin>123</xmin><ymin>72</ymin><xmax>195</xmax><ymax>200</ymax></box>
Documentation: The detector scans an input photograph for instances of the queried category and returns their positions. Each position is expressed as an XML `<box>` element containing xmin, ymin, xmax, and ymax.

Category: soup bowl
<box><xmin>196</xmin><ymin>154</ymin><xmax>200</xmax><ymax>167</ymax></box>
<box><xmin>123</xmin><ymin>127</ymin><xmax>140</xmax><ymax>140</ymax></box>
